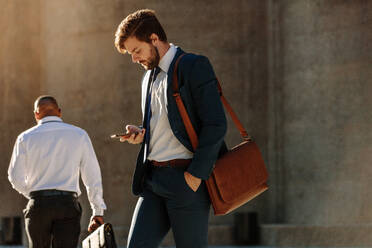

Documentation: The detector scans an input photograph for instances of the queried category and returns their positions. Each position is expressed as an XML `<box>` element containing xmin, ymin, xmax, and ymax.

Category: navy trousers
<box><xmin>127</xmin><ymin>165</ymin><xmax>210</xmax><ymax>248</ymax></box>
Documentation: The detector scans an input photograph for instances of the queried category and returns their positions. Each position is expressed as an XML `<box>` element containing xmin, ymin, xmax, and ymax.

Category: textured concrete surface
<box><xmin>261</xmin><ymin>224</ymin><xmax>372</xmax><ymax>247</ymax></box>
<box><xmin>262</xmin><ymin>0</ymin><xmax>372</xmax><ymax>245</ymax></box>
<box><xmin>0</xmin><ymin>0</ymin><xmax>41</xmax><ymax>217</ymax></box>
<box><xmin>266</xmin><ymin>0</ymin><xmax>372</xmax><ymax>225</ymax></box>
<box><xmin>0</xmin><ymin>246</ymin><xmax>369</xmax><ymax>248</ymax></box>
<box><xmin>0</xmin><ymin>246</ymin><xmax>268</xmax><ymax>248</ymax></box>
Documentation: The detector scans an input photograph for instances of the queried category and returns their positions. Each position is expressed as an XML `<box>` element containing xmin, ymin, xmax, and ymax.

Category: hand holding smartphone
<box><xmin>110</xmin><ymin>133</ymin><xmax>134</xmax><ymax>139</ymax></box>
<box><xmin>110</xmin><ymin>125</ymin><xmax>145</xmax><ymax>144</ymax></box>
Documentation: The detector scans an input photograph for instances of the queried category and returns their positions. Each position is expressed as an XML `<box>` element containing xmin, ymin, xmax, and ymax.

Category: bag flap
<box><xmin>82</xmin><ymin>223</ymin><xmax>111</xmax><ymax>247</ymax></box>
<box><xmin>212</xmin><ymin>141</ymin><xmax>268</xmax><ymax>203</ymax></box>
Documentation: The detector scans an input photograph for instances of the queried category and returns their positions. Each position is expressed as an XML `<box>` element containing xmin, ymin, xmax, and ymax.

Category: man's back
<box><xmin>15</xmin><ymin>116</ymin><xmax>90</xmax><ymax>194</ymax></box>
<box><xmin>9</xmin><ymin>115</ymin><xmax>105</xmax><ymax>206</ymax></box>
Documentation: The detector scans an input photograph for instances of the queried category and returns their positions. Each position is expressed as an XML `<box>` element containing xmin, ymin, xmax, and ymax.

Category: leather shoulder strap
<box><xmin>216</xmin><ymin>81</ymin><xmax>250</xmax><ymax>139</ymax></box>
<box><xmin>172</xmin><ymin>55</ymin><xmax>251</xmax><ymax>152</ymax></box>
<box><xmin>172</xmin><ymin>54</ymin><xmax>199</xmax><ymax>151</ymax></box>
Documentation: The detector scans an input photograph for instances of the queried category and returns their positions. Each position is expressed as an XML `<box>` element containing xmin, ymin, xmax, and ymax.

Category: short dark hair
<box><xmin>34</xmin><ymin>95</ymin><xmax>59</xmax><ymax>109</ymax></box>
<box><xmin>114</xmin><ymin>9</ymin><xmax>167</xmax><ymax>53</ymax></box>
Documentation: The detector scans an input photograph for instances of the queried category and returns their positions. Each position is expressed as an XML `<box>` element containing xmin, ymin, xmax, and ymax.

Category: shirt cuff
<box><xmin>93</xmin><ymin>208</ymin><xmax>104</xmax><ymax>216</ymax></box>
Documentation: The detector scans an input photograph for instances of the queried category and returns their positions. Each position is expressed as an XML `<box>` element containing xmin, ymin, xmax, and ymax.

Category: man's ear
<box><xmin>58</xmin><ymin>108</ymin><xmax>62</xmax><ymax>117</ymax></box>
<box><xmin>150</xmin><ymin>33</ymin><xmax>159</xmax><ymax>46</ymax></box>
<box><xmin>34</xmin><ymin>111</ymin><xmax>40</xmax><ymax>120</ymax></box>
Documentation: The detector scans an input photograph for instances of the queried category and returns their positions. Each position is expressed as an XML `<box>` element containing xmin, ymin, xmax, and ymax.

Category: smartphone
<box><xmin>110</xmin><ymin>133</ymin><xmax>131</xmax><ymax>139</ymax></box>
<box><xmin>110</xmin><ymin>132</ymin><xmax>138</xmax><ymax>139</ymax></box>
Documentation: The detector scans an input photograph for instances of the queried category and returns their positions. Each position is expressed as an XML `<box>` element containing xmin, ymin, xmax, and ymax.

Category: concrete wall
<box><xmin>262</xmin><ymin>0</ymin><xmax>372</xmax><ymax>246</ymax></box>
<box><xmin>0</xmin><ymin>0</ymin><xmax>42</xmax><ymax>216</ymax></box>
<box><xmin>269</xmin><ymin>0</ymin><xmax>372</xmax><ymax>225</ymax></box>
<box><xmin>0</xmin><ymin>0</ymin><xmax>269</xmax><ymax>245</ymax></box>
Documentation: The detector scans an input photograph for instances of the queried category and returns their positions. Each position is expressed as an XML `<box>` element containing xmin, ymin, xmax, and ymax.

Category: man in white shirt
<box><xmin>8</xmin><ymin>95</ymin><xmax>107</xmax><ymax>248</ymax></box>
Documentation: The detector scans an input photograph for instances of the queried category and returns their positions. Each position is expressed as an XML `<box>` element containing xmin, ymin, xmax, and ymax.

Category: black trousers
<box><xmin>23</xmin><ymin>194</ymin><xmax>82</xmax><ymax>248</ymax></box>
<box><xmin>127</xmin><ymin>166</ymin><xmax>211</xmax><ymax>248</ymax></box>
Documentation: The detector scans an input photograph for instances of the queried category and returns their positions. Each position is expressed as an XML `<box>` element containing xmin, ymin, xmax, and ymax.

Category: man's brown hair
<box><xmin>114</xmin><ymin>9</ymin><xmax>167</xmax><ymax>53</ymax></box>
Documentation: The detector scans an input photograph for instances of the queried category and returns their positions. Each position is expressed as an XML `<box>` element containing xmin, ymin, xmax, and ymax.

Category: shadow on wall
<box><xmin>0</xmin><ymin>217</ymin><xmax>22</xmax><ymax>245</ymax></box>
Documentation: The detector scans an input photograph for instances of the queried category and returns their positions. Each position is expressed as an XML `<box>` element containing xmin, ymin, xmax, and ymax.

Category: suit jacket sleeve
<box><xmin>185</xmin><ymin>56</ymin><xmax>227</xmax><ymax>180</ymax></box>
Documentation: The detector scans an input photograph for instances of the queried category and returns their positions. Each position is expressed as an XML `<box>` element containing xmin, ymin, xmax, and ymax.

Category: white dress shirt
<box><xmin>8</xmin><ymin>116</ymin><xmax>106</xmax><ymax>216</ymax></box>
<box><xmin>144</xmin><ymin>44</ymin><xmax>193</xmax><ymax>161</ymax></box>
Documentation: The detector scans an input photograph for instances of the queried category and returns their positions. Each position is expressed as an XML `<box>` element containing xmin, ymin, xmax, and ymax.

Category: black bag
<box><xmin>82</xmin><ymin>223</ymin><xmax>117</xmax><ymax>248</ymax></box>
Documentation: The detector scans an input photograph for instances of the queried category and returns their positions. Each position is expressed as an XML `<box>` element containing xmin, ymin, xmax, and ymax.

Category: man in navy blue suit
<box><xmin>114</xmin><ymin>9</ymin><xmax>227</xmax><ymax>248</ymax></box>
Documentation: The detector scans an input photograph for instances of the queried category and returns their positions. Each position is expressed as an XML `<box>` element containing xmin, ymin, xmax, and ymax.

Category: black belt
<box><xmin>30</xmin><ymin>190</ymin><xmax>78</xmax><ymax>198</ymax></box>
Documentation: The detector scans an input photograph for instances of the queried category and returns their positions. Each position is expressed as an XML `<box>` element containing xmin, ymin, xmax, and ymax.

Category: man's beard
<box><xmin>141</xmin><ymin>45</ymin><xmax>160</xmax><ymax>70</ymax></box>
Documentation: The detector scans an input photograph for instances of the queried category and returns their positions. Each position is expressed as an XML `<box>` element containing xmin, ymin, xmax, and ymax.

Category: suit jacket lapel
<box><xmin>167</xmin><ymin>48</ymin><xmax>185</xmax><ymax>97</ymax></box>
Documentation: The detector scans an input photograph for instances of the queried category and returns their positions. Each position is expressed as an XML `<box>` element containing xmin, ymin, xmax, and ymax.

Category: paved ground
<box><xmin>0</xmin><ymin>246</ymin><xmax>268</xmax><ymax>248</ymax></box>
<box><xmin>0</xmin><ymin>245</ymin><xmax>368</xmax><ymax>248</ymax></box>
<box><xmin>6</xmin><ymin>246</ymin><xmax>367</xmax><ymax>248</ymax></box>
<box><xmin>2</xmin><ymin>246</ymin><xmax>371</xmax><ymax>248</ymax></box>
<box><xmin>3</xmin><ymin>246</ymin><xmax>372</xmax><ymax>248</ymax></box>
<box><xmin>0</xmin><ymin>246</ymin><xmax>270</xmax><ymax>248</ymax></box>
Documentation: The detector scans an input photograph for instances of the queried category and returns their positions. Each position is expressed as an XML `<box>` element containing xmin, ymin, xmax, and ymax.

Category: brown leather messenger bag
<box><xmin>172</xmin><ymin>54</ymin><xmax>269</xmax><ymax>215</ymax></box>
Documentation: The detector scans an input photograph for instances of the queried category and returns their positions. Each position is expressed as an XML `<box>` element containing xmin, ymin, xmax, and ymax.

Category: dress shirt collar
<box><xmin>38</xmin><ymin>116</ymin><xmax>63</xmax><ymax>125</ymax></box>
<box><xmin>158</xmin><ymin>43</ymin><xmax>177</xmax><ymax>74</ymax></box>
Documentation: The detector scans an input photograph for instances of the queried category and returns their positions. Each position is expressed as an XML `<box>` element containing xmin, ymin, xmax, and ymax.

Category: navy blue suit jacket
<box><xmin>132</xmin><ymin>48</ymin><xmax>227</xmax><ymax>195</ymax></box>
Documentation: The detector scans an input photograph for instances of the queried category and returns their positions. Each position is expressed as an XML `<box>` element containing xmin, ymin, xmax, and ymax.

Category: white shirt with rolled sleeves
<box><xmin>144</xmin><ymin>43</ymin><xmax>193</xmax><ymax>161</ymax></box>
<box><xmin>8</xmin><ymin>116</ymin><xmax>106</xmax><ymax>216</ymax></box>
